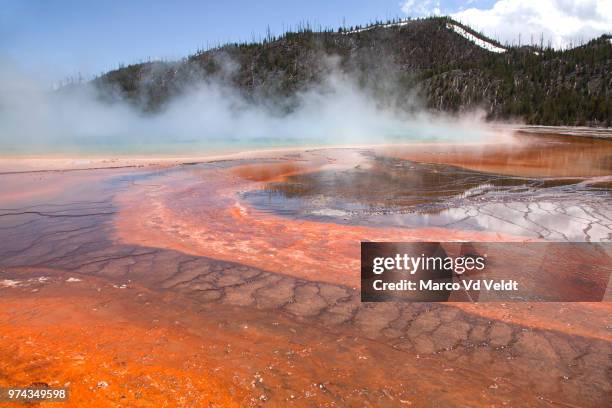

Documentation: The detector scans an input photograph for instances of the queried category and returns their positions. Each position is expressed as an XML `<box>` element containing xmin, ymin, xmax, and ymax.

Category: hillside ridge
<box><xmin>94</xmin><ymin>16</ymin><xmax>611</xmax><ymax>126</ymax></box>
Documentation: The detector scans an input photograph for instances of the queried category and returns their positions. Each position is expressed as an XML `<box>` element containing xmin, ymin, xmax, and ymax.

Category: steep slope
<box><xmin>94</xmin><ymin>17</ymin><xmax>611</xmax><ymax>126</ymax></box>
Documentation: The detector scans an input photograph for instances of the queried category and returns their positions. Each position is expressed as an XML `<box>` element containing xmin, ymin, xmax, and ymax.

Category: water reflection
<box><xmin>243</xmin><ymin>144</ymin><xmax>611</xmax><ymax>241</ymax></box>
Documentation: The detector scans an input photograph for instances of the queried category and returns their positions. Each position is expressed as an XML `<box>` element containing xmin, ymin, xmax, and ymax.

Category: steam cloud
<box><xmin>0</xmin><ymin>57</ymin><xmax>497</xmax><ymax>156</ymax></box>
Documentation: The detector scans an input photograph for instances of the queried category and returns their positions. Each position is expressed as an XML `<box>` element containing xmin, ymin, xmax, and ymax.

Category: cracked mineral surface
<box><xmin>0</xmin><ymin>132</ymin><xmax>610</xmax><ymax>407</ymax></box>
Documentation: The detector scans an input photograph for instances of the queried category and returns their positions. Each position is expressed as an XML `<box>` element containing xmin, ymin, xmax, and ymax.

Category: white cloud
<box><xmin>448</xmin><ymin>0</ymin><xmax>612</xmax><ymax>49</ymax></box>
<box><xmin>401</xmin><ymin>0</ymin><xmax>442</xmax><ymax>16</ymax></box>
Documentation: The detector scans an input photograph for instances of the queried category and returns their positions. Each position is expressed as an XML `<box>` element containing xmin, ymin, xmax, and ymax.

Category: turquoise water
<box><xmin>0</xmin><ymin>132</ymin><xmax>481</xmax><ymax>157</ymax></box>
<box><xmin>1</xmin><ymin>137</ymin><xmax>312</xmax><ymax>156</ymax></box>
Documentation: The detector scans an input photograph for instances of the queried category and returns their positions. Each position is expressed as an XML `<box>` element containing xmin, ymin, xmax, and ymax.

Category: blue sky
<box><xmin>0</xmin><ymin>1</ymin><xmax>490</xmax><ymax>83</ymax></box>
<box><xmin>1</xmin><ymin>1</ymin><xmax>609</xmax><ymax>84</ymax></box>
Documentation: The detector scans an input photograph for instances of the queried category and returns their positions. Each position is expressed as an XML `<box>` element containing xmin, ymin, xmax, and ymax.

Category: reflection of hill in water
<box><xmin>243</xmin><ymin>151</ymin><xmax>609</xmax><ymax>242</ymax></box>
<box><xmin>250</xmin><ymin>158</ymin><xmax>547</xmax><ymax>209</ymax></box>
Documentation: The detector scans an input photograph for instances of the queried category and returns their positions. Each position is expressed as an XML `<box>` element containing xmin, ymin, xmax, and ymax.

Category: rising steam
<box><xmin>0</xmin><ymin>57</ymin><xmax>497</xmax><ymax>156</ymax></box>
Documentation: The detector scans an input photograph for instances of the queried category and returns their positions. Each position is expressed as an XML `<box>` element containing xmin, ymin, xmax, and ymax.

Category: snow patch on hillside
<box><xmin>446</xmin><ymin>23</ymin><xmax>506</xmax><ymax>53</ymax></box>
<box><xmin>343</xmin><ymin>20</ymin><xmax>411</xmax><ymax>35</ymax></box>
<box><xmin>342</xmin><ymin>20</ymin><xmax>507</xmax><ymax>55</ymax></box>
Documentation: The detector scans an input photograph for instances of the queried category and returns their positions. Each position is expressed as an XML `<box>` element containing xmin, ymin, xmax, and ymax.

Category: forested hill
<box><xmin>94</xmin><ymin>17</ymin><xmax>611</xmax><ymax>126</ymax></box>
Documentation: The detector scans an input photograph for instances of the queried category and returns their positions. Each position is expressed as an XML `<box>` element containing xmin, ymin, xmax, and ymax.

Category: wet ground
<box><xmin>243</xmin><ymin>153</ymin><xmax>611</xmax><ymax>241</ymax></box>
<box><xmin>0</xmin><ymin>132</ymin><xmax>611</xmax><ymax>407</ymax></box>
